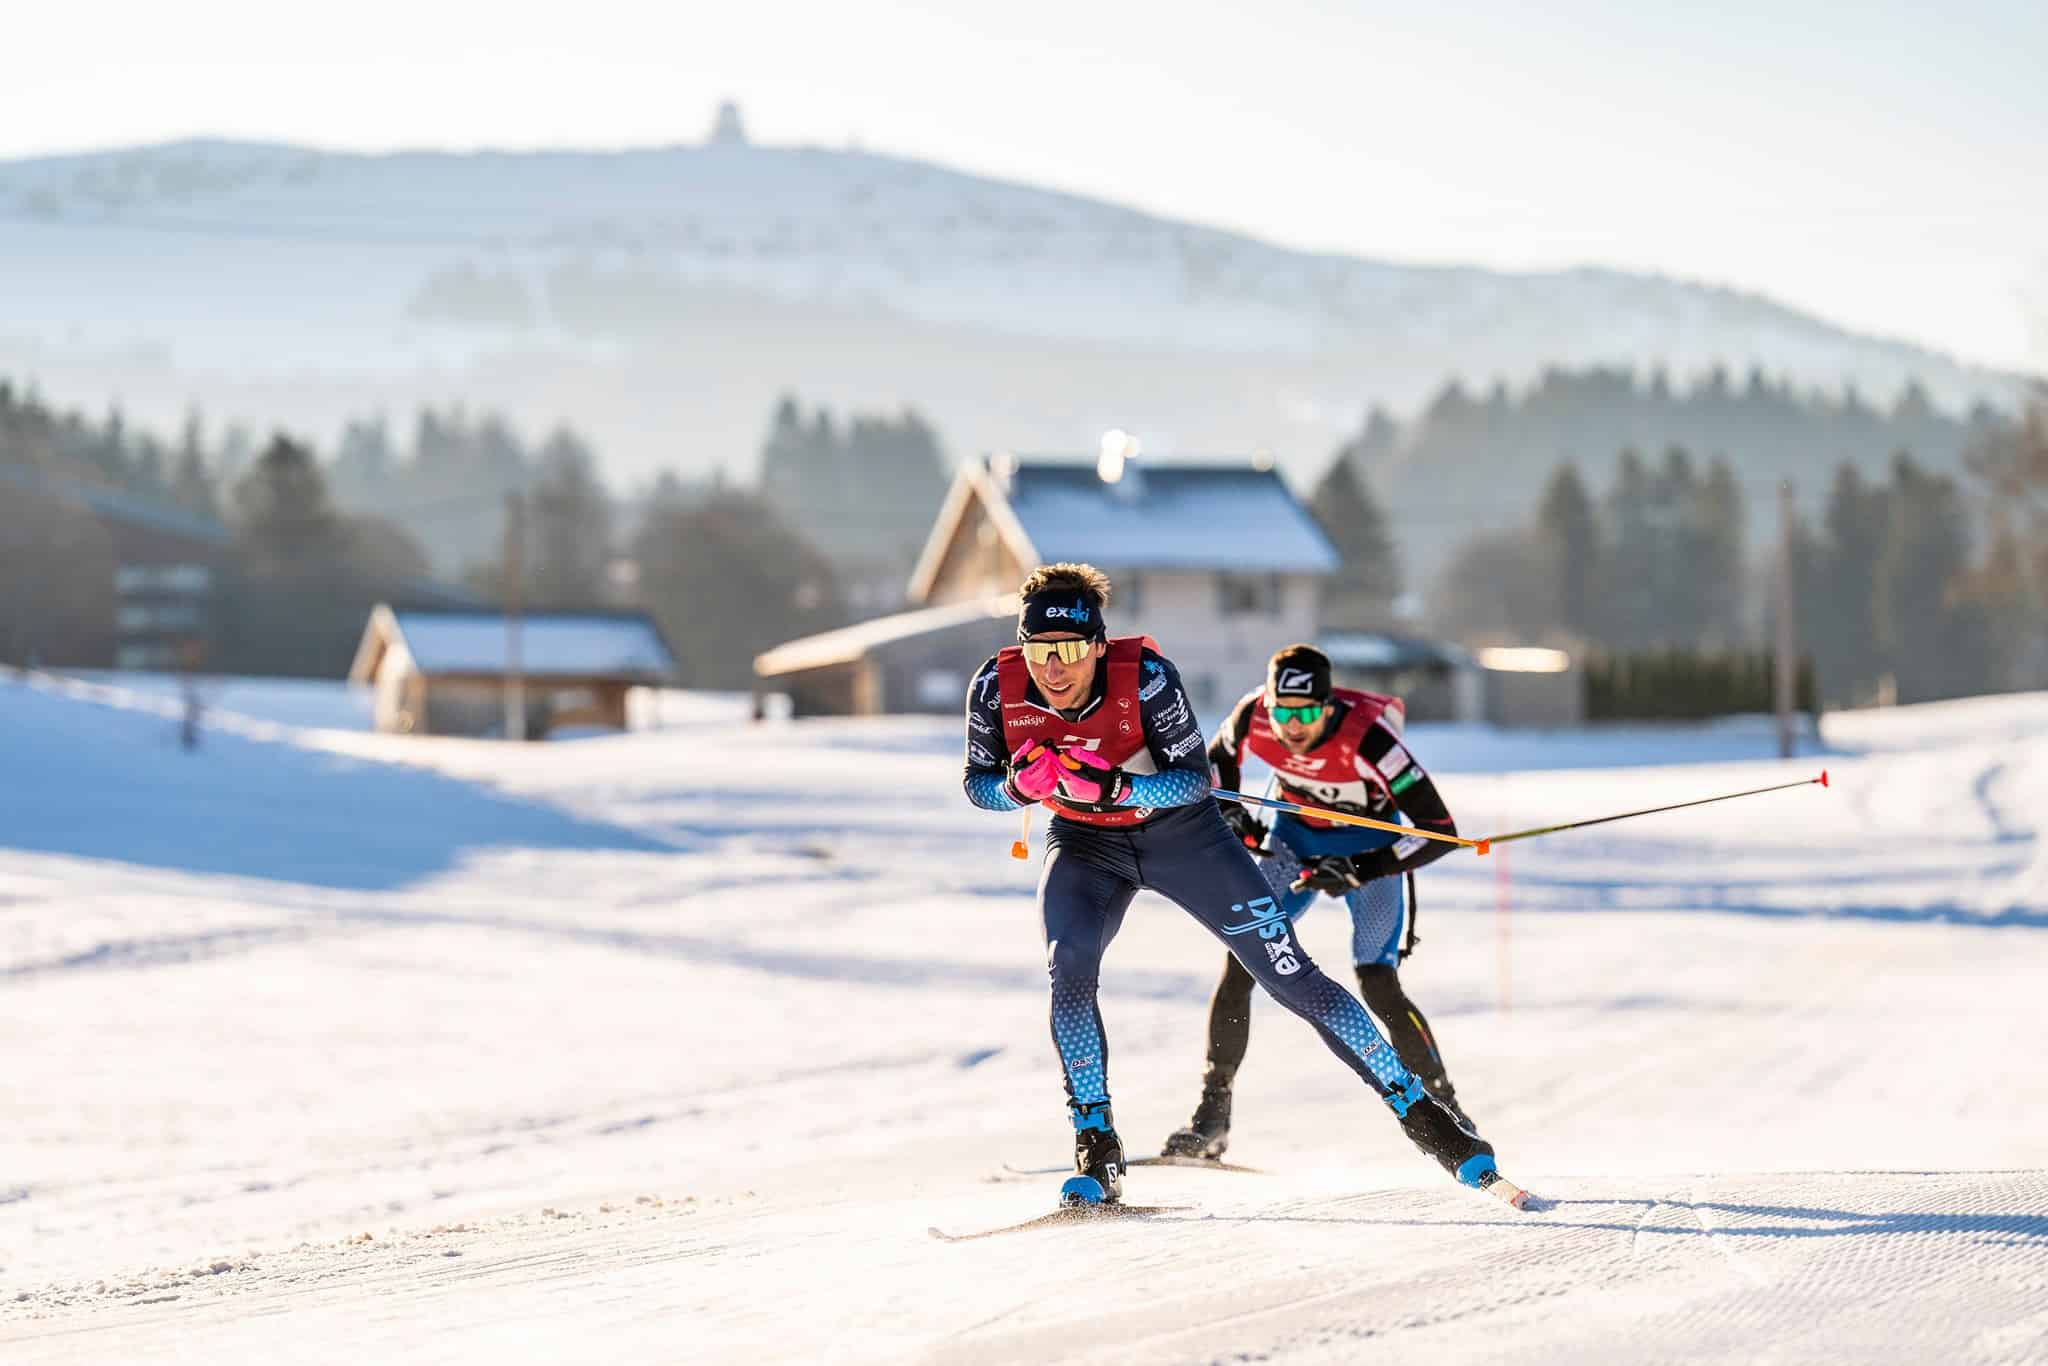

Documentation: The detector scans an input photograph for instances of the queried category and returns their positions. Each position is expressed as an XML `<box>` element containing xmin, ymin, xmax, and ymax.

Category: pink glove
<box><xmin>1006</xmin><ymin>744</ymin><xmax>1064</xmax><ymax>802</ymax></box>
<box><xmin>1055</xmin><ymin>746</ymin><xmax>1129</xmax><ymax>806</ymax></box>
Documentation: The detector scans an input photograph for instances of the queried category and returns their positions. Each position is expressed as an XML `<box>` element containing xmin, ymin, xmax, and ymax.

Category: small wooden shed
<box><xmin>348</xmin><ymin>604</ymin><xmax>678</xmax><ymax>737</ymax></box>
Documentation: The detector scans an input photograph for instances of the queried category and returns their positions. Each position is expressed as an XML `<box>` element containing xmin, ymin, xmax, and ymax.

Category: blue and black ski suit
<box><xmin>1200</xmin><ymin>688</ymin><xmax>1468</xmax><ymax>1107</ymax></box>
<box><xmin>962</xmin><ymin>643</ymin><xmax>1432</xmax><ymax>1128</ymax></box>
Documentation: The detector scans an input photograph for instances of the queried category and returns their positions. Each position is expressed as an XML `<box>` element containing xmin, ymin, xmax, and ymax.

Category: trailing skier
<box><xmin>1164</xmin><ymin>643</ymin><xmax>1476</xmax><ymax>1161</ymax></box>
<box><xmin>962</xmin><ymin>566</ymin><xmax>1505</xmax><ymax>1207</ymax></box>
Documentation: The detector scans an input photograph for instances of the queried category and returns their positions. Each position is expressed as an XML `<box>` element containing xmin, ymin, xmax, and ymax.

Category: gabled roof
<box><xmin>349</xmin><ymin>604</ymin><xmax>677</xmax><ymax>682</ymax></box>
<box><xmin>909</xmin><ymin>455</ymin><xmax>1338</xmax><ymax>602</ymax></box>
<box><xmin>754</xmin><ymin>595</ymin><xmax>1016</xmax><ymax>677</ymax></box>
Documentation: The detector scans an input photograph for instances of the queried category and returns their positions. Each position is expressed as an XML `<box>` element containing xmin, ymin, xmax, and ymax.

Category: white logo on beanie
<box><xmin>1277</xmin><ymin>668</ymin><xmax>1316</xmax><ymax>695</ymax></box>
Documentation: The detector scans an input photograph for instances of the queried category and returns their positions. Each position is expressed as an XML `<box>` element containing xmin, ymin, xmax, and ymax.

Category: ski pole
<box><xmin>1212</xmin><ymin>789</ymin><xmax>1487</xmax><ymax>852</ymax></box>
<box><xmin>1477</xmin><ymin>770</ymin><xmax>1829</xmax><ymax>849</ymax></box>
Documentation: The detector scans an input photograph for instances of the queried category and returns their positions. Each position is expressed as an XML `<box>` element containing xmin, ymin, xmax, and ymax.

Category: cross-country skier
<box><xmin>1163</xmin><ymin>644</ymin><xmax>1473</xmax><ymax>1161</ymax></box>
<box><xmin>962</xmin><ymin>564</ymin><xmax>1502</xmax><ymax>1207</ymax></box>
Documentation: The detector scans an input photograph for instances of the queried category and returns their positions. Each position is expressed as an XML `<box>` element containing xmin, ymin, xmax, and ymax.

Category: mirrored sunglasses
<box><xmin>1271</xmin><ymin>703</ymin><xmax>1325</xmax><ymax>725</ymax></box>
<box><xmin>1021</xmin><ymin>638</ymin><xmax>1094</xmax><ymax>666</ymax></box>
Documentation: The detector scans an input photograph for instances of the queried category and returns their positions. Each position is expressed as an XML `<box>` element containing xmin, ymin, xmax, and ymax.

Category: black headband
<box><xmin>1266</xmin><ymin>646</ymin><xmax>1332</xmax><ymax>702</ymax></box>
<box><xmin>1018</xmin><ymin>589</ymin><xmax>1105</xmax><ymax>641</ymax></box>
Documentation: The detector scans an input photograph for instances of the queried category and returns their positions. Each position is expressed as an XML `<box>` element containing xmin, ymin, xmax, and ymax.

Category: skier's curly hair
<box><xmin>1018</xmin><ymin>562</ymin><xmax>1112</xmax><ymax>610</ymax></box>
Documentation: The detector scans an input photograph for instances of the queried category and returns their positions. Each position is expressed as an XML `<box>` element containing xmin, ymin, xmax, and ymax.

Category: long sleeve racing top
<box><xmin>1207</xmin><ymin>694</ymin><xmax>1459</xmax><ymax>878</ymax></box>
<box><xmin>961</xmin><ymin>646</ymin><xmax>1211</xmax><ymax>818</ymax></box>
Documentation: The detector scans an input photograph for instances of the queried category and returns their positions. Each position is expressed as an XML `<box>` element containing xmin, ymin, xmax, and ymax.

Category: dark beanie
<box><xmin>1266</xmin><ymin>644</ymin><xmax>1332</xmax><ymax>702</ymax></box>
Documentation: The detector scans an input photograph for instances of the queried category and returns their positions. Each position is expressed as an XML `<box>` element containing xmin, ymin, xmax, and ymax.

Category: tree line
<box><xmin>1366</xmin><ymin>364</ymin><xmax>2009</xmax><ymax>588</ymax></box>
<box><xmin>10</xmin><ymin>362</ymin><xmax>2040</xmax><ymax>709</ymax></box>
<box><xmin>1412</xmin><ymin>422</ymin><xmax>2046</xmax><ymax>709</ymax></box>
<box><xmin>1</xmin><ymin>379</ymin><xmax>950</xmax><ymax>690</ymax></box>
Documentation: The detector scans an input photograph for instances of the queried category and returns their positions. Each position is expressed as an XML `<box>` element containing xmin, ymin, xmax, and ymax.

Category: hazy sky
<box><xmin>8</xmin><ymin>1</ymin><xmax>2045</xmax><ymax>375</ymax></box>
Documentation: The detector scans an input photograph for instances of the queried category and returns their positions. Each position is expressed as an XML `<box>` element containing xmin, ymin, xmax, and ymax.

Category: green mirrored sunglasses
<box><xmin>1270</xmin><ymin>703</ymin><xmax>1325</xmax><ymax>725</ymax></box>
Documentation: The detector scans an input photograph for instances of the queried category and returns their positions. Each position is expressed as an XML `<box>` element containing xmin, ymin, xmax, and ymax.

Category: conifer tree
<box><xmin>1876</xmin><ymin>453</ymin><xmax>1986</xmax><ymax>702</ymax></box>
<box><xmin>1815</xmin><ymin>463</ymin><xmax>1887</xmax><ymax>700</ymax></box>
<box><xmin>171</xmin><ymin>410</ymin><xmax>219</xmax><ymax>519</ymax></box>
<box><xmin>1534</xmin><ymin>460</ymin><xmax>1599</xmax><ymax>637</ymax></box>
<box><xmin>1310</xmin><ymin>447</ymin><xmax>1402</xmax><ymax>629</ymax></box>
<box><xmin>525</xmin><ymin>427</ymin><xmax>613</xmax><ymax>609</ymax></box>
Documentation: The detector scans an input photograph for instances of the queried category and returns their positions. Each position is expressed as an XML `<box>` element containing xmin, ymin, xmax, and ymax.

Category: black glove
<box><xmin>1291</xmin><ymin>854</ymin><xmax>1363</xmax><ymax>896</ymax></box>
<box><xmin>1217</xmin><ymin>800</ymin><xmax>1268</xmax><ymax>854</ymax></box>
<box><xmin>1345</xmin><ymin>847</ymin><xmax>1403</xmax><ymax>884</ymax></box>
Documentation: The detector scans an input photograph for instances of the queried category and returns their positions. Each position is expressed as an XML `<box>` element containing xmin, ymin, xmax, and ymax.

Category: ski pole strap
<box><xmin>1478</xmin><ymin>770</ymin><xmax>1829</xmax><ymax>849</ymax></box>
<box><xmin>1211</xmin><ymin>789</ymin><xmax>1483</xmax><ymax>852</ymax></box>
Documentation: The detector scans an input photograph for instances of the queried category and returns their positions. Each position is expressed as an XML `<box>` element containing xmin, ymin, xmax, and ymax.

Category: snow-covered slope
<box><xmin>1</xmin><ymin>671</ymin><xmax>2043</xmax><ymax>1362</ymax></box>
<box><xmin>0</xmin><ymin>139</ymin><xmax>2024</xmax><ymax>482</ymax></box>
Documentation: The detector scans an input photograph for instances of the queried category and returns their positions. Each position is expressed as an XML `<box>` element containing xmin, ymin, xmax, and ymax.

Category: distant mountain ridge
<box><xmin>0</xmin><ymin>135</ymin><xmax>2027</xmax><ymax>494</ymax></box>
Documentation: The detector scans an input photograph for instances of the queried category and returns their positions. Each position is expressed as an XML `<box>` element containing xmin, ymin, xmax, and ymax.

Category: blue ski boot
<box><xmin>1060</xmin><ymin>1101</ymin><xmax>1124</xmax><ymax>1206</ymax></box>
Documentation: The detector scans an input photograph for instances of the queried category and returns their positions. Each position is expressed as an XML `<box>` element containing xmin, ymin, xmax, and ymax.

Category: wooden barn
<box><xmin>348</xmin><ymin>605</ymin><xmax>678</xmax><ymax>738</ymax></box>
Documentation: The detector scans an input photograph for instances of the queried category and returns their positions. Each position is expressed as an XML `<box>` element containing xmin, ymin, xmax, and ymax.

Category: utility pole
<box><xmin>504</xmin><ymin>491</ymin><xmax>526</xmax><ymax>742</ymax></box>
<box><xmin>1775</xmin><ymin>479</ymin><xmax>1797</xmax><ymax>759</ymax></box>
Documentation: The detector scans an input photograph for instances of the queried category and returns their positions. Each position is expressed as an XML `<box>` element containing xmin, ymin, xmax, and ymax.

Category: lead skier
<box><xmin>1163</xmin><ymin>644</ymin><xmax>1477</xmax><ymax>1161</ymax></box>
<box><xmin>962</xmin><ymin>563</ymin><xmax>1504</xmax><ymax>1206</ymax></box>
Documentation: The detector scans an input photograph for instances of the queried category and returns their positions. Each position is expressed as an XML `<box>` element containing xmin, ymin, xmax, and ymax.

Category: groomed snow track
<box><xmin>2</xmin><ymin>674</ymin><xmax>2044</xmax><ymax>1362</ymax></box>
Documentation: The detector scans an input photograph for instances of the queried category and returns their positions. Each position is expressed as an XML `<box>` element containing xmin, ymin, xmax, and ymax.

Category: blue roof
<box><xmin>1000</xmin><ymin>459</ymin><xmax>1339</xmax><ymax>574</ymax></box>
<box><xmin>390</xmin><ymin>610</ymin><xmax>677</xmax><ymax>679</ymax></box>
<box><xmin>0</xmin><ymin>464</ymin><xmax>231</xmax><ymax>546</ymax></box>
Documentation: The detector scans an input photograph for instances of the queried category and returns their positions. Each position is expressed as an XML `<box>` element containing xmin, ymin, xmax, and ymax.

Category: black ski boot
<box><xmin>1061</xmin><ymin>1101</ymin><xmax>1124</xmax><ymax>1205</ymax></box>
<box><xmin>1161</xmin><ymin>1083</ymin><xmax>1233</xmax><ymax>1159</ymax></box>
<box><xmin>1427</xmin><ymin>1080</ymin><xmax>1477</xmax><ymax>1134</ymax></box>
<box><xmin>1387</xmin><ymin>1079</ymin><xmax>1498</xmax><ymax>1189</ymax></box>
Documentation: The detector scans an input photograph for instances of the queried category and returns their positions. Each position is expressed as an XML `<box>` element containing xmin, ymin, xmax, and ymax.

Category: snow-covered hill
<box><xmin>1</xmin><ymin>669</ymin><xmax>2043</xmax><ymax>1361</ymax></box>
<box><xmin>0</xmin><ymin>138</ymin><xmax>2025</xmax><ymax>483</ymax></box>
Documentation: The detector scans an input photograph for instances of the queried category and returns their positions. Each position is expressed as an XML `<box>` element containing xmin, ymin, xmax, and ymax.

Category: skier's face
<box><xmin>1269</xmin><ymin>694</ymin><xmax>1331</xmax><ymax>754</ymax></box>
<box><xmin>1023</xmin><ymin>633</ymin><xmax>1104</xmax><ymax>709</ymax></box>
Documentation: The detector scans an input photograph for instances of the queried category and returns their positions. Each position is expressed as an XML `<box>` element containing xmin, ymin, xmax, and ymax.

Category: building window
<box><xmin>117</xmin><ymin>602</ymin><xmax>204</xmax><ymax>632</ymax></box>
<box><xmin>115</xmin><ymin>563</ymin><xmax>213</xmax><ymax>594</ymax></box>
<box><xmin>115</xmin><ymin>644</ymin><xmax>180</xmax><ymax>671</ymax></box>
<box><xmin>1216</xmin><ymin>573</ymin><xmax>1279</xmax><ymax>617</ymax></box>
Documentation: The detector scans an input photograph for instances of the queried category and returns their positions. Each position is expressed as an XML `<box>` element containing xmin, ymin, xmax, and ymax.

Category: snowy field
<box><xmin>1</xmin><ymin>669</ymin><xmax>2044</xmax><ymax>1363</ymax></box>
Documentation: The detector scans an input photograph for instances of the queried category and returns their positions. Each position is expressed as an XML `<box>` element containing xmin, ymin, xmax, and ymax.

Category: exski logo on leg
<box><xmin>1221</xmin><ymin>896</ymin><xmax>1301</xmax><ymax>974</ymax></box>
<box><xmin>1262</xmin><ymin>936</ymin><xmax>1301</xmax><ymax>975</ymax></box>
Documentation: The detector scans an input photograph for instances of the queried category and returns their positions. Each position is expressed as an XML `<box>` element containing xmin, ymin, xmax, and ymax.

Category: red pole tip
<box><xmin>1476</xmin><ymin>840</ymin><xmax>1492</xmax><ymax>856</ymax></box>
<box><xmin>1818</xmin><ymin>769</ymin><xmax>1829</xmax><ymax>788</ymax></box>
<box><xmin>1011</xmin><ymin>841</ymin><xmax>1029</xmax><ymax>859</ymax></box>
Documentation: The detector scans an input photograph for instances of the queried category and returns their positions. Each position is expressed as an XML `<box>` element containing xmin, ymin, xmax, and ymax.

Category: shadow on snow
<box><xmin>0</xmin><ymin>680</ymin><xmax>672</xmax><ymax>893</ymax></box>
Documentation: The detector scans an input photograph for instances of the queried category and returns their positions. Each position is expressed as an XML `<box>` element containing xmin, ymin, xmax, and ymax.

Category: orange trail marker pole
<box><xmin>1478</xmin><ymin>771</ymin><xmax>1830</xmax><ymax>850</ymax></box>
<box><xmin>1212</xmin><ymin>789</ymin><xmax>1484</xmax><ymax>851</ymax></box>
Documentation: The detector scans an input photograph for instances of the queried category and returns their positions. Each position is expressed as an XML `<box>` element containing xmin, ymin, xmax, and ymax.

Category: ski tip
<box><xmin>1818</xmin><ymin>769</ymin><xmax>1830</xmax><ymax>788</ymax></box>
<box><xmin>1474</xmin><ymin>1169</ymin><xmax>1549</xmax><ymax>1212</ymax></box>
